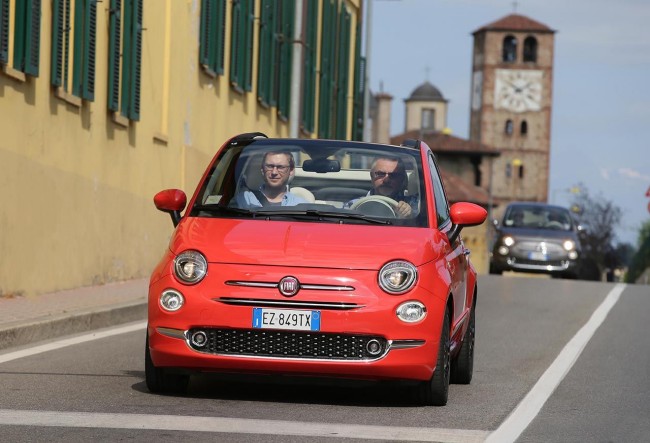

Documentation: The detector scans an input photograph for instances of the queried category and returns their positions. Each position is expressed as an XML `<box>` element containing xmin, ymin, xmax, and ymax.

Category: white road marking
<box><xmin>0</xmin><ymin>409</ymin><xmax>490</xmax><ymax>442</ymax></box>
<box><xmin>485</xmin><ymin>283</ymin><xmax>626</xmax><ymax>443</ymax></box>
<box><xmin>0</xmin><ymin>321</ymin><xmax>147</xmax><ymax>364</ymax></box>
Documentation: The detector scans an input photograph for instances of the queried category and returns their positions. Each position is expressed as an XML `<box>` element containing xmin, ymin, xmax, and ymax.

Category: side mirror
<box><xmin>154</xmin><ymin>189</ymin><xmax>187</xmax><ymax>227</ymax></box>
<box><xmin>447</xmin><ymin>202</ymin><xmax>488</xmax><ymax>243</ymax></box>
<box><xmin>492</xmin><ymin>218</ymin><xmax>500</xmax><ymax>228</ymax></box>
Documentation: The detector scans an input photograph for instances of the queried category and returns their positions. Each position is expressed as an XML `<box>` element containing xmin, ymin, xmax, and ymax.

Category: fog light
<box><xmin>396</xmin><ymin>301</ymin><xmax>426</xmax><ymax>323</ymax></box>
<box><xmin>191</xmin><ymin>330</ymin><xmax>207</xmax><ymax>348</ymax></box>
<box><xmin>366</xmin><ymin>339</ymin><xmax>382</xmax><ymax>356</ymax></box>
<box><xmin>160</xmin><ymin>289</ymin><xmax>184</xmax><ymax>312</ymax></box>
<box><xmin>568</xmin><ymin>251</ymin><xmax>578</xmax><ymax>260</ymax></box>
<box><xmin>498</xmin><ymin>246</ymin><xmax>509</xmax><ymax>255</ymax></box>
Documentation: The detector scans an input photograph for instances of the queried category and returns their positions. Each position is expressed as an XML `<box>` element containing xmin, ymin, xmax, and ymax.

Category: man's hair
<box><xmin>262</xmin><ymin>151</ymin><xmax>295</xmax><ymax>170</ymax></box>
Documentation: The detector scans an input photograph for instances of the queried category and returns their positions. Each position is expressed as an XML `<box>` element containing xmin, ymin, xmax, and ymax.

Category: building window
<box><xmin>518</xmin><ymin>164</ymin><xmax>524</xmax><ymax>179</ymax></box>
<box><xmin>421</xmin><ymin>108</ymin><xmax>435</xmax><ymax>130</ymax></box>
<box><xmin>230</xmin><ymin>0</ymin><xmax>254</xmax><ymax>93</ymax></box>
<box><xmin>523</xmin><ymin>36</ymin><xmax>537</xmax><ymax>62</ymax></box>
<box><xmin>108</xmin><ymin>0</ymin><xmax>143</xmax><ymax>121</ymax></box>
<box><xmin>1</xmin><ymin>0</ymin><xmax>41</xmax><ymax>76</ymax></box>
<box><xmin>505</xmin><ymin>119</ymin><xmax>513</xmax><ymax>135</ymax></box>
<box><xmin>505</xmin><ymin>163</ymin><xmax>512</xmax><ymax>178</ymax></box>
<box><xmin>51</xmin><ymin>0</ymin><xmax>97</xmax><ymax>101</ymax></box>
<box><xmin>521</xmin><ymin>120</ymin><xmax>528</xmax><ymax>135</ymax></box>
<box><xmin>502</xmin><ymin>35</ymin><xmax>517</xmax><ymax>63</ymax></box>
<box><xmin>199</xmin><ymin>0</ymin><xmax>226</xmax><ymax>77</ymax></box>
<box><xmin>257</xmin><ymin>0</ymin><xmax>294</xmax><ymax>118</ymax></box>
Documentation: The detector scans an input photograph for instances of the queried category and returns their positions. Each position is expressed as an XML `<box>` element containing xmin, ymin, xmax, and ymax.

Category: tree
<box><xmin>626</xmin><ymin>220</ymin><xmax>650</xmax><ymax>283</ymax></box>
<box><xmin>569</xmin><ymin>183</ymin><xmax>622</xmax><ymax>280</ymax></box>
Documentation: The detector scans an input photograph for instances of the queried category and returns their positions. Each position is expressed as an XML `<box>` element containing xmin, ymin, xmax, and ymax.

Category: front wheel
<box><xmin>145</xmin><ymin>332</ymin><xmax>189</xmax><ymax>395</ymax></box>
<box><xmin>415</xmin><ymin>309</ymin><xmax>451</xmax><ymax>406</ymax></box>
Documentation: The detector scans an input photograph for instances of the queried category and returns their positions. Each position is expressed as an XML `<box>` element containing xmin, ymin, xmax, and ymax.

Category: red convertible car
<box><xmin>146</xmin><ymin>133</ymin><xmax>487</xmax><ymax>405</ymax></box>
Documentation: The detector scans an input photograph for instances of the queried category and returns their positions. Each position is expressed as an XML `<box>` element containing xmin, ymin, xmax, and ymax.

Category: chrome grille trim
<box><xmin>225</xmin><ymin>280</ymin><xmax>355</xmax><ymax>291</ymax></box>
<box><xmin>157</xmin><ymin>327</ymin><xmax>187</xmax><ymax>340</ymax></box>
<box><xmin>214</xmin><ymin>297</ymin><xmax>362</xmax><ymax>310</ymax></box>
<box><xmin>389</xmin><ymin>339</ymin><xmax>426</xmax><ymax>349</ymax></box>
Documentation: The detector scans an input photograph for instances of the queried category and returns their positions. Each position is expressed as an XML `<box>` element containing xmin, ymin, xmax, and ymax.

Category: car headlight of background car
<box><xmin>378</xmin><ymin>261</ymin><xmax>417</xmax><ymax>294</ymax></box>
<box><xmin>497</xmin><ymin>235</ymin><xmax>515</xmax><ymax>255</ymax></box>
<box><xmin>174</xmin><ymin>250</ymin><xmax>207</xmax><ymax>284</ymax></box>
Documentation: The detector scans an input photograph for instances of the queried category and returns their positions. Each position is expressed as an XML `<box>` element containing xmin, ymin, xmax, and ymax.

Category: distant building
<box><xmin>470</xmin><ymin>13</ymin><xmax>556</xmax><ymax>207</ymax></box>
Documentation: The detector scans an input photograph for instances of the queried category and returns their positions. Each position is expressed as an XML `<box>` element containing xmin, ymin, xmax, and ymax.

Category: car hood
<box><xmin>498</xmin><ymin>227</ymin><xmax>580</xmax><ymax>243</ymax></box>
<box><xmin>169</xmin><ymin>217</ymin><xmax>441</xmax><ymax>270</ymax></box>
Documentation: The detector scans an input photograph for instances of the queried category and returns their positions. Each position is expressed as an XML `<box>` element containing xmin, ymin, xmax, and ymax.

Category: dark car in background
<box><xmin>489</xmin><ymin>202</ymin><xmax>582</xmax><ymax>279</ymax></box>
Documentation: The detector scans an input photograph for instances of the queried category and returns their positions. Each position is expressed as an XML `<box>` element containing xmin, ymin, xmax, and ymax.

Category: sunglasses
<box><xmin>372</xmin><ymin>170</ymin><xmax>404</xmax><ymax>180</ymax></box>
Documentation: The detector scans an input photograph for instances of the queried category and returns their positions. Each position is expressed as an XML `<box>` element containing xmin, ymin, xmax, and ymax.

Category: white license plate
<box><xmin>252</xmin><ymin>308</ymin><xmax>321</xmax><ymax>331</ymax></box>
<box><xmin>528</xmin><ymin>251</ymin><xmax>548</xmax><ymax>261</ymax></box>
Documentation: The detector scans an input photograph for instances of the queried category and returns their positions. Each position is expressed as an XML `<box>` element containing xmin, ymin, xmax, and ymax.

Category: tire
<box><xmin>416</xmin><ymin>309</ymin><xmax>451</xmax><ymax>406</ymax></box>
<box><xmin>450</xmin><ymin>301</ymin><xmax>475</xmax><ymax>384</ymax></box>
<box><xmin>489</xmin><ymin>263</ymin><xmax>502</xmax><ymax>275</ymax></box>
<box><xmin>145</xmin><ymin>333</ymin><xmax>190</xmax><ymax>395</ymax></box>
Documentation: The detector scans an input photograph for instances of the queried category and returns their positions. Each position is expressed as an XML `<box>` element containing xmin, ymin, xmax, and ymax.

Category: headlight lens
<box><xmin>378</xmin><ymin>261</ymin><xmax>417</xmax><ymax>294</ymax></box>
<box><xmin>396</xmin><ymin>301</ymin><xmax>427</xmax><ymax>323</ymax></box>
<box><xmin>563</xmin><ymin>240</ymin><xmax>576</xmax><ymax>251</ymax></box>
<box><xmin>503</xmin><ymin>236</ymin><xmax>515</xmax><ymax>247</ymax></box>
<box><xmin>160</xmin><ymin>289</ymin><xmax>184</xmax><ymax>312</ymax></box>
<box><xmin>174</xmin><ymin>250</ymin><xmax>207</xmax><ymax>284</ymax></box>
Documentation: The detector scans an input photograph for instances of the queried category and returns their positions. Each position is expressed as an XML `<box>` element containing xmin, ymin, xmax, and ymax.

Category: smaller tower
<box><xmin>404</xmin><ymin>82</ymin><xmax>448</xmax><ymax>134</ymax></box>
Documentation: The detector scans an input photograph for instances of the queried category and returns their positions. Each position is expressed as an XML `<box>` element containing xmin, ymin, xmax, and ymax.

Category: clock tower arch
<box><xmin>469</xmin><ymin>14</ymin><xmax>555</xmax><ymax>206</ymax></box>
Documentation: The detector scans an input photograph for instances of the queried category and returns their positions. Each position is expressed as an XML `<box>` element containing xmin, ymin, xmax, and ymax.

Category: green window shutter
<box><xmin>215</xmin><ymin>0</ymin><xmax>225</xmax><ymax>74</ymax></box>
<box><xmin>243</xmin><ymin>0</ymin><xmax>253</xmax><ymax>92</ymax></box>
<box><xmin>81</xmin><ymin>0</ymin><xmax>97</xmax><ymax>100</ymax></box>
<box><xmin>107</xmin><ymin>0</ymin><xmax>121</xmax><ymax>111</ymax></box>
<box><xmin>229</xmin><ymin>0</ymin><xmax>242</xmax><ymax>89</ymax></box>
<box><xmin>300</xmin><ymin>1</ymin><xmax>317</xmax><ymax>134</ymax></box>
<box><xmin>200</xmin><ymin>0</ymin><xmax>213</xmax><ymax>70</ymax></box>
<box><xmin>351</xmin><ymin>19</ymin><xmax>364</xmax><ymax>141</ymax></box>
<box><xmin>277</xmin><ymin>0</ymin><xmax>293</xmax><ymax>119</ymax></box>
<box><xmin>318</xmin><ymin>0</ymin><xmax>336</xmax><ymax>139</ymax></box>
<box><xmin>50</xmin><ymin>0</ymin><xmax>64</xmax><ymax>86</ymax></box>
<box><xmin>23</xmin><ymin>0</ymin><xmax>40</xmax><ymax>76</ymax></box>
<box><xmin>335</xmin><ymin>7</ymin><xmax>350</xmax><ymax>140</ymax></box>
<box><xmin>257</xmin><ymin>0</ymin><xmax>273</xmax><ymax>105</ymax></box>
<box><xmin>0</xmin><ymin>0</ymin><xmax>8</xmax><ymax>64</ymax></box>
<box><xmin>127</xmin><ymin>0</ymin><xmax>142</xmax><ymax>120</ymax></box>
<box><xmin>12</xmin><ymin>0</ymin><xmax>26</xmax><ymax>71</ymax></box>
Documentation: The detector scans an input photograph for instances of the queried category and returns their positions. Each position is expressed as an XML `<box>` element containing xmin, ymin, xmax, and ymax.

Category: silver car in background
<box><xmin>489</xmin><ymin>202</ymin><xmax>583</xmax><ymax>279</ymax></box>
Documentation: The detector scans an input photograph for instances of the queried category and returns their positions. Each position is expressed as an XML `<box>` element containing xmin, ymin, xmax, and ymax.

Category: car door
<box><xmin>427</xmin><ymin>153</ymin><xmax>467</xmax><ymax>325</ymax></box>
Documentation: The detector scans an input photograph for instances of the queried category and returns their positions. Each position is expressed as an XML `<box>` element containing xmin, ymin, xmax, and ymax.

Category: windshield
<box><xmin>503</xmin><ymin>205</ymin><xmax>574</xmax><ymax>231</ymax></box>
<box><xmin>190</xmin><ymin>139</ymin><xmax>428</xmax><ymax>227</ymax></box>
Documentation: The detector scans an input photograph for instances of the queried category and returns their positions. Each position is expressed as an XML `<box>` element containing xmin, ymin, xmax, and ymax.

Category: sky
<box><xmin>368</xmin><ymin>0</ymin><xmax>650</xmax><ymax>246</ymax></box>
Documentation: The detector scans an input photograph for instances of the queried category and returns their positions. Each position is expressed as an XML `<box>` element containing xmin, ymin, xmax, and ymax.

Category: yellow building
<box><xmin>0</xmin><ymin>0</ymin><xmax>364</xmax><ymax>296</ymax></box>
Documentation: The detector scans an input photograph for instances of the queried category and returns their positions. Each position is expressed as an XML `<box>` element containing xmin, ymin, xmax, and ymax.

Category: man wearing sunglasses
<box><xmin>346</xmin><ymin>156</ymin><xmax>418</xmax><ymax>218</ymax></box>
<box><xmin>236</xmin><ymin>151</ymin><xmax>307</xmax><ymax>208</ymax></box>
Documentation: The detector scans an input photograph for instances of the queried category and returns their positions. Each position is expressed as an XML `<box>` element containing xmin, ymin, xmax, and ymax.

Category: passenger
<box><xmin>236</xmin><ymin>151</ymin><xmax>307</xmax><ymax>208</ymax></box>
<box><xmin>345</xmin><ymin>156</ymin><xmax>418</xmax><ymax>218</ymax></box>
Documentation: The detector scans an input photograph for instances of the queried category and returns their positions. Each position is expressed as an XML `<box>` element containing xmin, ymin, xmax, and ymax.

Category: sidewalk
<box><xmin>0</xmin><ymin>278</ymin><xmax>148</xmax><ymax>351</ymax></box>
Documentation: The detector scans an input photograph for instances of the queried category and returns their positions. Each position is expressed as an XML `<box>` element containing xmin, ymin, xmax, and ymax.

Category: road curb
<box><xmin>0</xmin><ymin>301</ymin><xmax>147</xmax><ymax>351</ymax></box>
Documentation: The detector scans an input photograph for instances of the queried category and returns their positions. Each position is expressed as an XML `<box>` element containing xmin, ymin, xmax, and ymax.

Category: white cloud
<box><xmin>618</xmin><ymin>168</ymin><xmax>650</xmax><ymax>181</ymax></box>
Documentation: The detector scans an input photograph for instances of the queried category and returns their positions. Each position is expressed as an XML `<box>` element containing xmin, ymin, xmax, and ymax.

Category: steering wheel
<box><xmin>349</xmin><ymin>195</ymin><xmax>399</xmax><ymax>218</ymax></box>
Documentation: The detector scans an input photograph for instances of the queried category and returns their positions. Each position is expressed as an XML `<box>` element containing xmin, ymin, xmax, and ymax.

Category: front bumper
<box><xmin>147</xmin><ymin>264</ymin><xmax>446</xmax><ymax>382</ymax></box>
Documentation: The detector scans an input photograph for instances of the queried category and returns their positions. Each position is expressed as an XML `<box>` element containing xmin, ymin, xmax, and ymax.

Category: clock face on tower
<box><xmin>494</xmin><ymin>69</ymin><xmax>543</xmax><ymax>113</ymax></box>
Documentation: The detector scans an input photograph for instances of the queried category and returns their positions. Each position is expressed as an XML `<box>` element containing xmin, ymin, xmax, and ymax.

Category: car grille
<box><xmin>514</xmin><ymin>258</ymin><xmax>568</xmax><ymax>268</ymax></box>
<box><xmin>187</xmin><ymin>328</ymin><xmax>388</xmax><ymax>360</ymax></box>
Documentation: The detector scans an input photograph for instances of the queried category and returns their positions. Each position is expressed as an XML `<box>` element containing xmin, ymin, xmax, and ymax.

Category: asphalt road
<box><xmin>0</xmin><ymin>275</ymin><xmax>648</xmax><ymax>442</ymax></box>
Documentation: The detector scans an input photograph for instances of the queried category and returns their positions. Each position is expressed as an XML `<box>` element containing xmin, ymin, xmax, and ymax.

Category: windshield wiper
<box><xmin>193</xmin><ymin>204</ymin><xmax>253</xmax><ymax>216</ymax></box>
<box><xmin>252</xmin><ymin>209</ymin><xmax>391</xmax><ymax>225</ymax></box>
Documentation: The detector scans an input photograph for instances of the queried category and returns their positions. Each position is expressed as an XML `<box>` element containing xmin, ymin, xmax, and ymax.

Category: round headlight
<box><xmin>503</xmin><ymin>236</ymin><xmax>515</xmax><ymax>247</ymax></box>
<box><xmin>563</xmin><ymin>240</ymin><xmax>576</xmax><ymax>251</ymax></box>
<box><xmin>174</xmin><ymin>250</ymin><xmax>207</xmax><ymax>284</ymax></box>
<box><xmin>396</xmin><ymin>301</ymin><xmax>427</xmax><ymax>323</ymax></box>
<box><xmin>160</xmin><ymin>289</ymin><xmax>184</xmax><ymax>312</ymax></box>
<box><xmin>379</xmin><ymin>261</ymin><xmax>417</xmax><ymax>295</ymax></box>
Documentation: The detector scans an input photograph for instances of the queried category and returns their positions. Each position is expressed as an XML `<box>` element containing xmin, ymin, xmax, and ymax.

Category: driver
<box><xmin>345</xmin><ymin>156</ymin><xmax>418</xmax><ymax>218</ymax></box>
<box><xmin>235</xmin><ymin>151</ymin><xmax>307</xmax><ymax>208</ymax></box>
